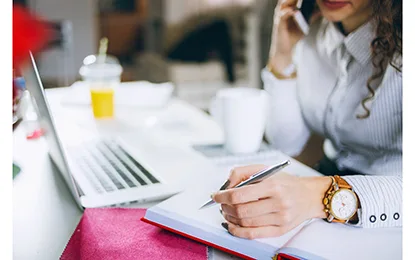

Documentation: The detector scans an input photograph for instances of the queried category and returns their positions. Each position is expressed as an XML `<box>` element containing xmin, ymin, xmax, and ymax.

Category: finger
<box><xmin>273</xmin><ymin>7</ymin><xmax>296</xmax><ymax>26</ymax></box>
<box><xmin>226</xmin><ymin>221</ymin><xmax>298</xmax><ymax>239</ymax></box>
<box><xmin>221</xmin><ymin>198</ymin><xmax>280</xmax><ymax>219</ymax></box>
<box><xmin>212</xmin><ymin>181</ymin><xmax>272</xmax><ymax>205</ymax></box>
<box><xmin>227</xmin><ymin>165</ymin><xmax>268</xmax><ymax>188</ymax></box>
<box><xmin>223</xmin><ymin>212</ymin><xmax>284</xmax><ymax>228</ymax></box>
<box><xmin>269</xmin><ymin>7</ymin><xmax>296</xmax><ymax>57</ymax></box>
<box><xmin>279</xmin><ymin>0</ymin><xmax>298</xmax><ymax>9</ymax></box>
<box><xmin>279</xmin><ymin>8</ymin><xmax>296</xmax><ymax>22</ymax></box>
<box><xmin>224</xmin><ymin>210</ymin><xmax>294</xmax><ymax>227</ymax></box>
<box><xmin>214</xmin><ymin>171</ymin><xmax>291</xmax><ymax>205</ymax></box>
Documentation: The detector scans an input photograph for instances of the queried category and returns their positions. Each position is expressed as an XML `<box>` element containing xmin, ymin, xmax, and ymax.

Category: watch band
<box><xmin>323</xmin><ymin>176</ymin><xmax>338</xmax><ymax>222</ymax></box>
<box><xmin>323</xmin><ymin>175</ymin><xmax>358</xmax><ymax>223</ymax></box>
<box><xmin>266</xmin><ymin>63</ymin><xmax>297</xmax><ymax>80</ymax></box>
<box><xmin>334</xmin><ymin>175</ymin><xmax>352</xmax><ymax>189</ymax></box>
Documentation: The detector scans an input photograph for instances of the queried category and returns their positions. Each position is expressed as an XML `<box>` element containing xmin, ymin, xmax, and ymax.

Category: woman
<box><xmin>212</xmin><ymin>0</ymin><xmax>402</xmax><ymax>239</ymax></box>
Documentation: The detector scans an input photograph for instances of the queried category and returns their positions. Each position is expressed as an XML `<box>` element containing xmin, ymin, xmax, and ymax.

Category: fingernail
<box><xmin>221</xmin><ymin>222</ymin><xmax>229</xmax><ymax>231</ymax></box>
<box><xmin>210</xmin><ymin>193</ymin><xmax>215</xmax><ymax>200</ymax></box>
<box><xmin>219</xmin><ymin>180</ymin><xmax>230</xmax><ymax>190</ymax></box>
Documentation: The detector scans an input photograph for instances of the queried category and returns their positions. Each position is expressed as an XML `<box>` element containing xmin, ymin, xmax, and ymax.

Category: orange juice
<box><xmin>90</xmin><ymin>88</ymin><xmax>114</xmax><ymax>118</ymax></box>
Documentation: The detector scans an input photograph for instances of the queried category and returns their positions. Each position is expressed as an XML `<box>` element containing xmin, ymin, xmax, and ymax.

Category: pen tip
<box><xmin>199</xmin><ymin>200</ymin><xmax>214</xmax><ymax>210</ymax></box>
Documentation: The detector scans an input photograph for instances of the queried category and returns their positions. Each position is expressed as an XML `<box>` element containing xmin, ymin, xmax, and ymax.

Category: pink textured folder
<box><xmin>61</xmin><ymin>208</ymin><xmax>207</xmax><ymax>260</ymax></box>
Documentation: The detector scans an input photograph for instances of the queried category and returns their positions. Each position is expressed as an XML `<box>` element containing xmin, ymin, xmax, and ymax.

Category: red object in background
<box><xmin>60</xmin><ymin>208</ymin><xmax>207</xmax><ymax>260</ymax></box>
<box><xmin>26</xmin><ymin>128</ymin><xmax>45</xmax><ymax>140</ymax></box>
<box><xmin>13</xmin><ymin>5</ymin><xmax>51</xmax><ymax>127</ymax></box>
<box><xmin>13</xmin><ymin>4</ymin><xmax>51</xmax><ymax>68</ymax></box>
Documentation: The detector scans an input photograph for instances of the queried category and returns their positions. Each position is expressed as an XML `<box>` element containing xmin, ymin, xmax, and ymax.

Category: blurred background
<box><xmin>13</xmin><ymin>0</ymin><xmax>279</xmax><ymax>111</ymax></box>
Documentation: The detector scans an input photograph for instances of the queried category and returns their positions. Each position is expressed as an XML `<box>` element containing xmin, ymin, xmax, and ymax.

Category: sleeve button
<box><xmin>393</xmin><ymin>213</ymin><xmax>400</xmax><ymax>220</ymax></box>
<box><xmin>380</xmin><ymin>214</ymin><xmax>387</xmax><ymax>221</ymax></box>
<box><xmin>369</xmin><ymin>215</ymin><xmax>376</xmax><ymax>223</ymax></box>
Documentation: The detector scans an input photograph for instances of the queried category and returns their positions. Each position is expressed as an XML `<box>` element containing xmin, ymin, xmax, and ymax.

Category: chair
<box><xmin>136</xmin><ymin>2</ymin><xmax>263</xmax><ymax>110</ymax></box>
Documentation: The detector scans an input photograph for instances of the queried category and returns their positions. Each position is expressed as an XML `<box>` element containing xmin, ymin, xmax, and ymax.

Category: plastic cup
<box><xmin>79</xmin><ymin>55</ymin><xmax>122</xmax><ymax>118</ymax></box>
<box><xmin>90</xmin><ymin>87</ymin><xmax>114</xmax><ymax>118</ymax></box>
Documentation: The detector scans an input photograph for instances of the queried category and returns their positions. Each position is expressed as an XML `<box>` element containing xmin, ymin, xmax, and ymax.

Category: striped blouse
<box><xmin>262</xmin><ymin>18</ymin><xmax>402</xmax><ymax>228</ymax></box>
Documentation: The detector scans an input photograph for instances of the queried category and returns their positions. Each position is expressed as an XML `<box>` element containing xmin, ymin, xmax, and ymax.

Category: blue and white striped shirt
<box><xmin>262</xmin><ymin>18</ymin><xmax>402</xmax><ymax>228</ymax></box>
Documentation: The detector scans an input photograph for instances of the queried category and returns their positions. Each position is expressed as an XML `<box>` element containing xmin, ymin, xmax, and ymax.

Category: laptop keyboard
<box><xmin>67</xmin><ymin>138</ymin><xmax>159</xmax><ymax>194</ymax></box>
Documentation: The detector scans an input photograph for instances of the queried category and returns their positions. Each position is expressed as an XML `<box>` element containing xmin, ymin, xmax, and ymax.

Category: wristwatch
<box><xmin>323</xmin><ymin>175</ymin><xmax>359</xmax><ymax>223</ymax></box>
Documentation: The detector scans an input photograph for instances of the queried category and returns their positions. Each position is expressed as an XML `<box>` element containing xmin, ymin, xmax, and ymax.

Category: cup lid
<box><xmin>79</xmin><ymin>54</ymin><xmax>123</xmax><ymax>78</ymax></box>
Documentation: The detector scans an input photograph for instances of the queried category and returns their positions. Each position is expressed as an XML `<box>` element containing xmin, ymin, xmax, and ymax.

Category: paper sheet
<box><xmin>281</xmin><ymin>219</ymin><xmax>402</xmax><ymax>260</ymax></box>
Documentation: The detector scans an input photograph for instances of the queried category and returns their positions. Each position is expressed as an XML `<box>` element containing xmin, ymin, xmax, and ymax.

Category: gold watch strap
<box><xmin>334</xmin><ymin>175</ymin><xmax>353</xmax><ymax>189</ymax></box>
<box><xmin>323</xmin><ymin>176</ymin><xmax>336</xmax><ymax>222</ymax></box>
<box><xmin>266</xmin><ymin>64</ymin><xmax>297</xmax><ymax>80</ymax></box>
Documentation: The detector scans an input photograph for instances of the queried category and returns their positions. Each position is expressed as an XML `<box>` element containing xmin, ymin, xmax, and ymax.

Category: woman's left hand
<box><xmin>212</xmin><ymin>165</ymin><xmax>331</xmax><ymax>239</ymax></box>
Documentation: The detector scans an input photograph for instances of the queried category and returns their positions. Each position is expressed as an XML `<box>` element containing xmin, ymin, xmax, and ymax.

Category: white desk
<box><xmin>13</xmin><ymin>87</ymin><xmax>402</xmax><ymax>260</ymax></box>
<box><xmin>13</xmin><ymin>125</ymin><xmax>82</xmax><ymax>259</ymax></box>
<box><xmin>13</xmin><ymin>87</ymin><xmax>229</xmax><ymax>259</ymax></box>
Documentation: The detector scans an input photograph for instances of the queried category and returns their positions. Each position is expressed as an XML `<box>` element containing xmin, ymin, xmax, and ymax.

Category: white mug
<box><xmin>209</xmin><ymin>87</ymin><xmax>269</xmax><ymax>154</ymax></box>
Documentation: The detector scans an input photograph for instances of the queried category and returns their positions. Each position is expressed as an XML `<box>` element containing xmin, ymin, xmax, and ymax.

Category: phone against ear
<box><xmin>293</xmin><ymin>0</ymin><xmax>316</xmax><ymax>35</ymax></box>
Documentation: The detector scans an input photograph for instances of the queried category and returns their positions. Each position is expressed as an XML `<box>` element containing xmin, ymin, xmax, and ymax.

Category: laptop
<box><xmin>21</xmin><ymin>52</ymin><xmax>215</xmax><ymax>210</ymax></box>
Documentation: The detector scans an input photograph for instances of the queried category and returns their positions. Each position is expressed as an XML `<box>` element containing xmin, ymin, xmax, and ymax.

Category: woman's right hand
<box><xmin>268</xmin><ymin>0</ymin><xmax>320</xmax><ymax>73</ymax></box>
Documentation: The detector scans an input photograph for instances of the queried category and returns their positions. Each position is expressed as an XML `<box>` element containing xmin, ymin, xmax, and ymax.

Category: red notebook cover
<box><xmin>141</xmin><ymin>217</ymin><xmax>253</xmax><ymax>260</ymax></box>
<box><xmin>141</xmin><ymin>217</ymin><xmax>301</xmax><ymax>260</ymax></box>
<box><xmin>60</xmin><ymin>208</ymin><xmax>207</xmax><ymax>260</ymax></box>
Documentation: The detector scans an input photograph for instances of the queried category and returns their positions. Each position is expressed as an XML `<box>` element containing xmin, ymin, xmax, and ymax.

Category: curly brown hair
<box><xmin>357</xmin><ymin>0</ymin><xmax>402</xmax><ymax>119</ymax></box>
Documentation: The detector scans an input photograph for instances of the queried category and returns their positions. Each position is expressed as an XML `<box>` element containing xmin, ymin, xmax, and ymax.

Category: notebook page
<box><xmin>279</xmin><ymin>219</ymin><xmax>402</xmax><ymax>260</ymax></box>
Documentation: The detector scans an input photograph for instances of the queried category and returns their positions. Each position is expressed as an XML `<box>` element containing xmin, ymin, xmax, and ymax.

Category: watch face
<box><xmin>330</xmin><ymin>189</ymin><xmax>358</xmax><ymax>220</ymax></box>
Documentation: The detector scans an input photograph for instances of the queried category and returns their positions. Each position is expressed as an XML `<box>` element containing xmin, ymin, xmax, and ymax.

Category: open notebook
<box><xmin>142</xmin><ymin>148</ymin><xmax>402</xmax><ymax>260</ymax></box>
<box><xmin>142</xmin><ymin>149</ymin><xmax>319</xmax><ymax>259</ymax></box>
<box><xmin>141</xmin><ymin>173</ymin><xmax>310</xmax><ymax>259</ymax></box>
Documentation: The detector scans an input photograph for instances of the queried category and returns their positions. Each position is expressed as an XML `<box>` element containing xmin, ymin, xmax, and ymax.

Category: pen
<box><xmin>199</xmin><ymin>160</ymin><xmax>291</xmax><ymax>209</ymax></box>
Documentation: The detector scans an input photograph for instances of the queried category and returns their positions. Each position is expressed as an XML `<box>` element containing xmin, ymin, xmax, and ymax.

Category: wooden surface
<box><xmin>98</xmin><ymin>0</ymin><xmax>148</xmax><ymax>57</ymax></box>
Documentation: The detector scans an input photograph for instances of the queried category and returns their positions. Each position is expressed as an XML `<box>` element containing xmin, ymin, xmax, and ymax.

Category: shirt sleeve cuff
<box><xmin>343</xmin><ymin>175</ymin><xmax>402</xmax><ymax>228</ymax></box>
<box><xmin>261</xmin><ymin>68</ymin><xmax>297</xmax><ymax>97</ymax></box>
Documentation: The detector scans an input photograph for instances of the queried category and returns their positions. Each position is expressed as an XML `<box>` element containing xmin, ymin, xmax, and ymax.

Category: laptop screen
<box><xmin>22</xmin><ymin>52</ymin><xmax>83</xmax><ymax>207</ymax></box>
